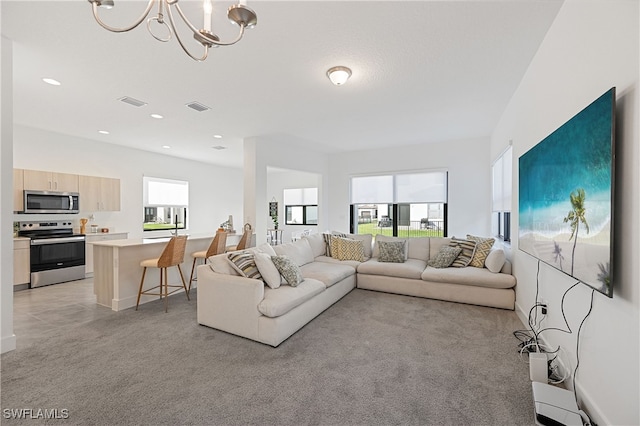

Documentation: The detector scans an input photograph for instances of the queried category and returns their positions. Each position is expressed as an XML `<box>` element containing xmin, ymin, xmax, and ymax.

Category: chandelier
<box><xmin>88</xmin><ymin>0</ymin><xmax>257</xmax><ymax>61</ymax></box>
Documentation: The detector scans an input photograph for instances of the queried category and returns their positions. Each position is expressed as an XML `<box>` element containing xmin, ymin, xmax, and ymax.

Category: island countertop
<box><xmin>92</xmin><ymin>232</ymin><xmax>243</xmax><ymax>311</ymax></box>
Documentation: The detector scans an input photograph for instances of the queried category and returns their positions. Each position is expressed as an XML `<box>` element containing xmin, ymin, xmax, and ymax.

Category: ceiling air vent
<box><xmin>186</xmin><ymin>101</ymin><xmax>211</xmax><ymax>112</ymax></box>
<box><xmin>212</xmin><ymin>145</ymin><xmax>227</xmax><ymax>150</ymax></box>
<box><xmin>118</xmin><ymin>96</ymin><xmax>147</xmax><ymax>107</ymax></box>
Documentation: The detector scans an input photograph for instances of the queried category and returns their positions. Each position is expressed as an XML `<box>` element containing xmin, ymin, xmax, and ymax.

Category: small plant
<box><xmin>271</xmin><ymin>214</ymin><xmax>279</xmax><ymax>229</ymax></box>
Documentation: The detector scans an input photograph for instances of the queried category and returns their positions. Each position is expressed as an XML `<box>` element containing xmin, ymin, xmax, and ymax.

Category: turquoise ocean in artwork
<box><xmin>519</xmin><ymin>89</ymin><xmax>613</xmax><ymax>239</ymax></box>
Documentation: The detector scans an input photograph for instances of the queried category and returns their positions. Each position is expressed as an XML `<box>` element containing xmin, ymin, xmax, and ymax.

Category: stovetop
<box><xmin>17</xmin><ymin>220</ymin><xmax>81</xmax><ymax>239</ymax></box>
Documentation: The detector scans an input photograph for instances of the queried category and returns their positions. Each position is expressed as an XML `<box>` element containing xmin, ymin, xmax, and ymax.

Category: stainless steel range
<box><xmin>18</xmin><ymin>221</ymin><xmax>86</xmax><ymax>288</ymax></box>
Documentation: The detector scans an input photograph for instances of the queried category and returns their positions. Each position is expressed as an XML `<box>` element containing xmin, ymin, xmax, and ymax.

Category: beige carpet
<box><xmin>1</xmin><ymin>288</ymin><xmax>535</xmax><ymax>425</ymax></box>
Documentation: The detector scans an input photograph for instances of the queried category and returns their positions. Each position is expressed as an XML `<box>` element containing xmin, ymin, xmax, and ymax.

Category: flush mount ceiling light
<box><xmin>87</xmin><ymin>0</ymin><xmax>257</xmax><ymax>62</ymax></box>
<box><xmin>327</xmin><ymin>66</ymin><xmax>352</xmax><ymax>86</ymax></box>
<box><xmin>150</xmin><ymin>113</ymin><xmax>164</xmax><ymax>119</ymax></box>
<box><xmin>98</xmin><ymin>130</ymin><xmax>110</xmax><ymax>135</ymax></box>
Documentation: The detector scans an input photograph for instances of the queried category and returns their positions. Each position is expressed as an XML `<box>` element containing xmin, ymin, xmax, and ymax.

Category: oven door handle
<box><xmin>31</xmin><ymin>236</ymin><xmax>86</xmax><ymax>245</ymax></box>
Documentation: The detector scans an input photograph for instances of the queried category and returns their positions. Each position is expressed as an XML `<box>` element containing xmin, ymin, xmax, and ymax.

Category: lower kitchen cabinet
<box><xmin>13</xmin><ymin>239</ymin><xmax>30</xmax><ymax>286</ymax></box>
<box><xmin>85</xmin><ymin>233</ymin><xmax>129</xmax><ymax>276</ymax></box>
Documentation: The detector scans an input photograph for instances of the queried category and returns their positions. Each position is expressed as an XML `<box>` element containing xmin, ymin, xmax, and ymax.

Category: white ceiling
<box><xmin>2</xmin><ymin>1</ymin><xmax>563</xmax><ymax>168</ymax></box>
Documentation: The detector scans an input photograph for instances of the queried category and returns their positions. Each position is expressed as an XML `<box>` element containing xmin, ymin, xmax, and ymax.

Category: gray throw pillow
<box><xmin>271</xmin><ymin>255</ymin><xmax>303</xmax><ymax>287</ymax></box>
<box><xmin>378</xmin><ymin>241</ymin><xmax>406</xmax><ymax>263</ymax></box>
<box><xmin>427</xmin><ymin>246</ymin><xmax>462</xmax><ymax>268</ymax></box>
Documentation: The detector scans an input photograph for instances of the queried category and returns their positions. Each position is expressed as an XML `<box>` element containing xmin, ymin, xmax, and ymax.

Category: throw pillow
<box><xmin>466</xmin><ymin>234</ymin><xmax>495</xmax><ymax>268</ymax></box>
<box><xmin>323</xmin><ymin>232</ymin><xmax>346</xmax><ymax>257</ymax></box>
<box><xmin>427</xmin><ymin>246</ymin><xmax>462</xmax><ymax>268</ymax></box>
<box><xmin>484</xmin><ymin>249</ymin><xmax>506</xmax><ymax>273</ymax></box>
<box><xmin>253</xmin><ymin>252</ymin><xmax>281</xmax><ymax>288</ymax></box>
<box><xmin>227</xmin><ymin>252</ymin><xmax>262</xmax><ymax>280</ymax></box>
<box><xmin>271</xmin><ymin>255</ymin><xmax>303</xmax><ymax>287</ymax></box>
<box><xmin>448</xmin><ymin>237</ymin><xmax>477</xmax><ymax>268</ymax></box>
<box><xmin>377</xmin><ymin>241</ymin><xmax>406</xmax><ymax>263</ymax></box>
<box><xmin>334</xmin><ymin>237</ymin><xmax>365</xmax><ymax>262</ymax></box>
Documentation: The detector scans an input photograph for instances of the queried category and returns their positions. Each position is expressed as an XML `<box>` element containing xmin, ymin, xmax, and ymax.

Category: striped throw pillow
<box><xmin>448</xmin><ymin>237</ymin><xmax>477</xmax><ymax>268</ymax></box>
<box><xmin>466</xmin><ymin>235</ymin><xmax>495</xmax><ymax>268</ymax></box>
<box><xmin>227</xmin><ymin>252</ymin><xmax>262</xmax><ymax>280</ymax></box>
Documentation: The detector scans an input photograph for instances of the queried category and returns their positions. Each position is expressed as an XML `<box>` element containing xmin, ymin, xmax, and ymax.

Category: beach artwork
<box><xmin>518</xmin><ymin>88</ymin><xmax>614</xmax><ymax>297</ymax></box>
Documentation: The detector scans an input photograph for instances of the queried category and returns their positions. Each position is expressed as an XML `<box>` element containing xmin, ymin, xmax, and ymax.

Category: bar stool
<box><xmin>226</xmin><ymin>224</ymin><xmax>252</xmax><ymax>252</ymax></box>
<box><xmin>136</xmin><ymin>235</ymin><xmax>188</xmax><ymax>313</ymax></box>
<box><xmin>188</xmin><ymin>230</ymin><xmax>227</xmax><ymax>294</ymax></box>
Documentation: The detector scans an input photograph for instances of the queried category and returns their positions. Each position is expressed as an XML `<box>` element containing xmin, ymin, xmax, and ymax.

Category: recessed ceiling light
<box><xmin>151</xmin><ymin>114</ymin><xmax>163</xmax><ymax>119</ymax></box>
<box><xmin>162</xmin><ymin>145</ymin><xmax>171</xmax><ymax>149</ymax></box>
<box><xmin>98</xmin><ymin>130</ymin><xmax>110</xmax><ymax>135</ymax></box>
<box><xmin>42</xmin><ymin>78</ymin><xmax>61</xmax><ymax>86</ymax></box>
<box><xmin>213</xmin><ymin>134</ymin><xmax>223</xmax><ymax>139</ymax></box>
<box><xmin>212</xmin><ymin>145</ymin><xmax>227</xmax><ymax>150</ymax></box>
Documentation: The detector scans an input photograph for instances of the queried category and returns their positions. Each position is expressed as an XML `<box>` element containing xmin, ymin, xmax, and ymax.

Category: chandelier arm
<box><xmin>171</xmin><ymin>2</ymin><xmax>246</xmax><ymax>46</ymax></box>
<box><xmin>90</xmin><ymin>0</ymin><xmax>156</xmax><ymax>33</ymax></box>
<box><xmin>165</xmin><ymin>3</ymin><xmax>209</xmax><ymax>61</ymax></box>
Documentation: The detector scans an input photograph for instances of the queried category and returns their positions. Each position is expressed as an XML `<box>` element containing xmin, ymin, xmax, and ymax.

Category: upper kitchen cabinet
<box><xmin>79</xmin><ymin>175</ymin><xmax>121</xmax><ymax>212</ymax></box>
<box><xmin>13</xmin><ymin>169</ymin><xmax>24</xmax><ymax>212</ymax></box>
<box><xmin>23</xmin><ymin>169</ymin><xmax>79</xmax><ymax>192</ymax></box>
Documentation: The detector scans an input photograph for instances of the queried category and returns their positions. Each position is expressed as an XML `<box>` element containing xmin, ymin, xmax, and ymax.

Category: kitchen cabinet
<box><xmin>13</xmin><ymin>169</ymin><xmax>24</xmax><ymax>212</ymax></box>
<box><xmin>23</xmin><ymin>169</ymin><xmax>79</xmax><ymax>192</ymax></box>
<box><xmin>79</xmin><ymin>175</ymin><xmax>121</xmax><ymax>212</ymax></box>
<box><xmin>13</xmin><ymin>239</ymin><xmax>30</xmax><ymax>286</ymax></box>
<box><xmin>85</xmin><ymin>232</ymin><xmax>128</xmax><ymax>276</ymax></box>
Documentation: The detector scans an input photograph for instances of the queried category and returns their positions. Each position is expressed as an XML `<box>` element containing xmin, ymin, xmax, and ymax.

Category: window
<box><xmin>350</xmin><ymin>171</ymin><xmax>448</xmax><ymax>237</ymax></box>
<box><xmin>143</xmin><ymin>176</ymin><xmax>188</xmax><ymax>232</ymax></box>
<box><xmin>284</xmin><ymin>188</ymin><xmax>318</xmax><ymax>225</ymax></box>
<box><xmin>492</xmin><ymin>146</ymin><xmax>512</xmax><ymax>242</ymax></box>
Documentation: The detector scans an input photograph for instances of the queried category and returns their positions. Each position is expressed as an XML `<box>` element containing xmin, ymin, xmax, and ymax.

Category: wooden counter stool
<box><xmin>226</xmin><ymin>224</ymin><xmax>252</xmax><ymax>252</ymax></box>
<box><xmin>188</xmin><ymin>230</ymin><xmax>227</xmax><ymax>295</ymax></box>
<box><xmin>136</xmin><ymin>235</ymin><xmax>188</xmax><ymax>313</ymax></box>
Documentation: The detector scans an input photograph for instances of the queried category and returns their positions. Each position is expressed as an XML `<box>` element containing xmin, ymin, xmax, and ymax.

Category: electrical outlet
<box><xmin>540</xmin><ymin>300</ymin><xmax>548</xmax><ymax>315</ymax></box>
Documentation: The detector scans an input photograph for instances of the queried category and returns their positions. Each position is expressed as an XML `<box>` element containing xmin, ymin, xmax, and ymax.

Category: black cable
<box><xmin>535</xmin><ymin>281</ymin><xmax>581</xmax><ymax>341</ymax></box>
<box><xmin>573</xmin><ymin>288</ymin><xmax>596</xmax><ymax>403</ymax></box>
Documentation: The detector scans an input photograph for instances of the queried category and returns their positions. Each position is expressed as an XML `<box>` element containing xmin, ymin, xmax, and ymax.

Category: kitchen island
<box><xmin>92</xmin><ymin>233</ymin><xmax>242</xmax><ymax>311</ymax></box>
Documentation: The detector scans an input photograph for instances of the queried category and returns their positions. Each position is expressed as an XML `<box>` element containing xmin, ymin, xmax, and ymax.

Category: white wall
<box><xmin>491</xmin><ymin>2</ymin><xmax>639</xmax><ymax>425</ymax></box>
<box><xmin>13</xmin><ymin>125</ymin><xmax>244</xmax><ymax>239</ymax></box>
<box><xmin>327</xmin><ymin>137</ymin><xmax>492</xmax><ymax>237</ymax></box>
<box><xmin>1</xmin><ymin>35</ymin><xmax>17</xmax><ymax>353</ymax></box>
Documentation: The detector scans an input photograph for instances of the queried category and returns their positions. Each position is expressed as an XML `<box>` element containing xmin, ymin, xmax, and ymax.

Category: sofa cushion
<box><xmin>346</xmin><ymin>233</ymin><xmax>373</xmax><ymax>259</ymax></box>
<box><xmin>429</xmin><ymin>237</ymin><xmax>452</xmax><ymax>260</ymax></box>
<box><xmin>227</xmin><ymin>252</ymin><xmax>262</xmax><ymax>280</ymax></box>
<box><xmin>314</xmin><ymin>255</ymin><xmax>363</xmax><ymax>269</ymax></box>
<box><xmin>373</xmin><ymin>235</ymin><xmax>408</xmax><ymax>260</ymax></box>
<box><xmin>378</xmin><ymin>241</ymin><xmax>406</xmax><ymax>263</ymax></box>
<box><xmin>271</xmin><ymin>255</ymin><xmax>303</xmax><ymax>286</ymax></box>
<box><xmin>303</xmin><ymin>233</ymin><xmax>326</xmax><ymax>258</ymax></box>
<box><xmin>421</xmin><ymin>266</ymin><xmax>516</xmax><ymax>289</ymax></box>
<box><xmin>247</xmin><ymin>243</ymin><xmax>277</xmax><ymax>257</ymax></box>
<box><xmin>466</xmin><ymin>235</ymin><xmax>495</xmax><ymax>268</ymax></box>
<box><xmin>208</xmin><ymin>253</ymin><xmax>240</xmax><ymax>276</ymax></box>
<box><xmin>331</xmin><ymin>237</ymin><xmax>365</xmax><ymax>262</ymax></box>
<box><xmin>449</xmin><ymin>238</ymin><xmax>476</xmax><ymax>268</ymax></box>
<box><xmin>406</xmin><ymin>237</ymin><xmax>430</xmax><ymax>262</ymax></box>
<box><xmin>273</xmin><ymin>239</ymin><xmax>315</xmax><ymax>267</ymax></box>
<box><xmin>427</xmin><ymin>245</ymin><xmax>461</xmax><ymax>268</ymax></box>
<box><xmin>257</xmin><ymin>278</ymin><xmax>326</xmax><ymax>318</ymax></box>
<box><xmin>254</xmin><ymin>252</ymin><xmax>282</xmax><ymax>289</ymax></box>
<box><xmin>300</xmin><ymin>261</ymin><xmax>355</xmax><ymax>288</ymax></box>
<box><xmin>358</xmin><ymin>258</ymin><xmax>427</xmax><ymax>280</ymax></box>
<box><xmin>484</xmin><ymin>249</ymin><xmax>506</xmax><ymax>273</ymax></box>
<box><xmin>323</xmin><ymin>231</ymin><xmax>347</xmax><ymax>257</ymax></box>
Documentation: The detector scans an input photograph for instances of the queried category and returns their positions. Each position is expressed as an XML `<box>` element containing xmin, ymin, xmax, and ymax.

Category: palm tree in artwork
<box><xmin>552</xmin><ymin>241</ymin><xmax>565</xmax><ymax>271</ymax></box>
<box><xmin>563</xmin><ymin>188</ymin><xmax>590</xmax><ymax>276</ymax></box>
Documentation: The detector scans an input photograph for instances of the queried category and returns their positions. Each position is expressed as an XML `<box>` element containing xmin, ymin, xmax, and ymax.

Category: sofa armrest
<box><xmin>196</xmin><ymin>264</ymin><xmax>265</xmax><ymax>341</ymax></box>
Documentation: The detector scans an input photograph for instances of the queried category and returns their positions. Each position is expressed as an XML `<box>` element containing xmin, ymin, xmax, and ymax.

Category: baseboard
<box><xmin>514</xmin><ymin>299</ymin><xmax>611</xmax><ymax>426</ymax></box>
<box><xmin>1</xmin><ymin>334</ymin><xmax>17</xmax><ymax>353</ymax></box>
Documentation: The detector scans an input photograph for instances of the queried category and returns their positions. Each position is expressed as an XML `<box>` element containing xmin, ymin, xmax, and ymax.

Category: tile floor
<box><xmin>11</xmin><ymin>279</ymin><xmax>115</xmax><ymax>350</ymax></box>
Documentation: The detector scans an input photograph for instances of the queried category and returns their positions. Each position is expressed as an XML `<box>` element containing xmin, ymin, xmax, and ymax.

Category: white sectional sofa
<box><xmin>196</xmin><ymin>232</ymin><xmax>516</xmax><ymax>347</ymax></box>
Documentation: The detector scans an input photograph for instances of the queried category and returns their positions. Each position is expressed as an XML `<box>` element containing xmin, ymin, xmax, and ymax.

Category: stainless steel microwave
<box><xmin>23</xmin><ymin>190</ymin><xmax>80</xmax><ymax>214</ymax></box>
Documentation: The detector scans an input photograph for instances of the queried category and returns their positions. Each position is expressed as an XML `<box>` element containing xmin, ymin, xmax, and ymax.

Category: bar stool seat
<box><xmin>188</xmin><ymin>230</ymin><xmax>227</xmax><ymax>294</ymax></box>
<box><xmin>136</xmin><ymin>235</ymin><xmax>189</xmax><ymax>313</ymax></box>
